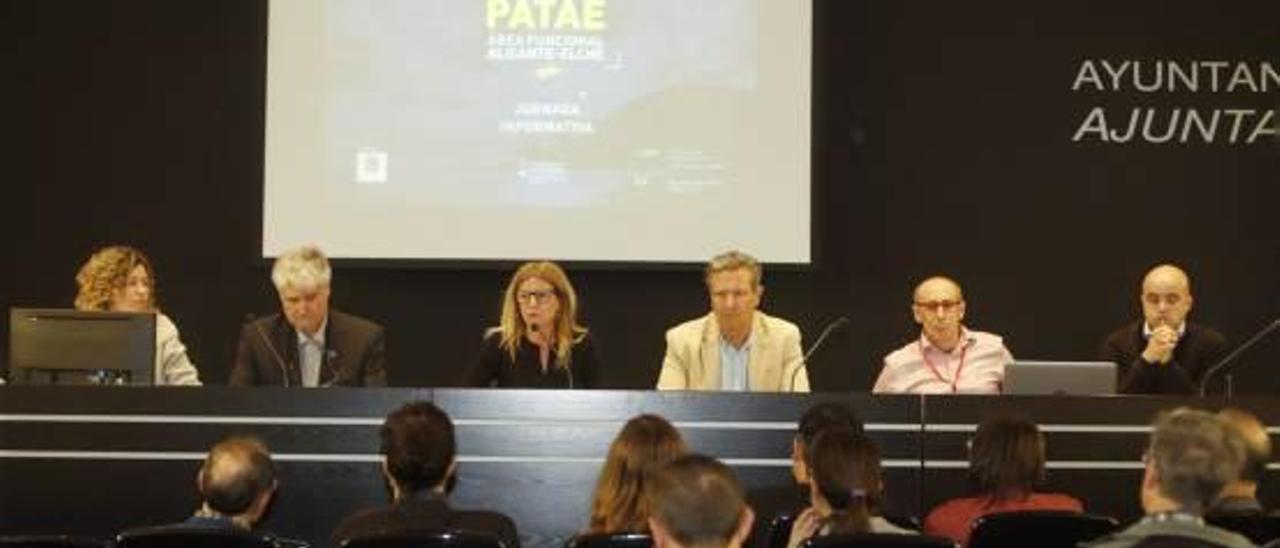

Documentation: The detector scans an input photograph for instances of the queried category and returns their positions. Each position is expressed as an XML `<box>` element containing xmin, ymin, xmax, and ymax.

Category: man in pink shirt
<box><xmin>872</xmin><ymin>276</ymin><xmax>1013</xmax><ymax>394</ymax></box>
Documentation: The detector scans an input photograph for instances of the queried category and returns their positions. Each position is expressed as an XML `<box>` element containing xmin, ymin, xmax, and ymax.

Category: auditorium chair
<box><xmin>968</xmin><ymin>510</ymin><xmax>1119</xmax><ymax>548</ymax></box>
<box><xmin>0</xmin><ymin>535</ymin><xmax>110</xmax><ymax>548</ymax></box>
<box><xmin>1207</xmin><ymin>514</ymin><xmax>1280</xmax><ymax>544</ymax></box>
<box><xmin>115</xmin><ymin>525</ymin><xmax>281</xmax><ymax>548</ymax></box>
<box><xmin>563</xmin><ymin>532</ymin><xmax>653</xmax><ymax>548</ymax></box>
<box><xmin>801</xmin><ymin>533</ymin><xmax>956</xmax><ymax>548</ymax></box>
<box><xmin>338</xmin><ymin>531</ymin><xmax>506</xmax><ymax>548</ymax></box>
<box><xmin>1129</xmin><ymin>535</ymin><xmax>1239</xmax><ymax>548</ymax></box>
<box><xmin>764</xmin><ymin>513</ymin><xmax>796</xmax><ymax>548</ymax></box>
<box><xmin>767</xmin><ymin>514</ymin><xmax>924</xmax><ymax>548</ymax></box>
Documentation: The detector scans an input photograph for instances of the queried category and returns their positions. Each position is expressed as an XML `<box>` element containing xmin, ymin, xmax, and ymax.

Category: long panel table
<box><xmin>2</xmin><ymin>388</ymin><xmax>1275</xmax><ymax>548</ymax></box>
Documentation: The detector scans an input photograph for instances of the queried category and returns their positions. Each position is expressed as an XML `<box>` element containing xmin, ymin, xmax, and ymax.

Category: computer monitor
<box><xmin>1002</xmin><ymin>360</ymin><xmax>1117</xmax><ymax>396</ymax></box>
<box><xmin>8</xmin><ymin>308</ymin><xmax>156</xmax><ymax>385</ymax></box>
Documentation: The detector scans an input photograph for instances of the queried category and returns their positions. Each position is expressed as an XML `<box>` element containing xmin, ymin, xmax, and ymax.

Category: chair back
<box><xmin>801</xmin><ymin>533</ymin><xmax>956</xmax><ymax>548</ymax></box>
<box><xmin>116</xmin><ymin>525</ymin><xmax>278</xmax><ymax>548</ymax></box>
<box><xmin>339</xmin><ymin>531</ymin><xmax>506</xmax><ymax>548</ymax></box>
<box><xmin>968</xmin><ymin>510</ymin><xmax>1119</xmax><ymax>548</ymax></box>
<box><xmin>564</xmin><ymin>533</ymin><xmax>652</xmax><ymax>548</ymax></box>
<box><xmin>0</xmin><ymin>535</ymin><xmax>110</xmax><ymax>548</ymax></box>
<box><xmin>1128</xmin><ymin>535</ymin><xmax>1238</xmax><ymax>548</ymax></box>
<box><xmin>1207</xmin><ymin>514</ymin><xmax>1280</xmax><ymax>544</ymax></box>
<box><xmin>764</xmin><ymin>514</ymin><xmax>796</xmax><ymax>548</ymax></box>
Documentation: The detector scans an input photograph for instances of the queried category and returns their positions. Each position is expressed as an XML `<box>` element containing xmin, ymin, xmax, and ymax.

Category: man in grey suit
<box><xmin>656</xmin><ymin>250</ymin><xmax>807</xmax><ymax>392</ymax></box>
<box><xmin>1085</xmin><ymin>408</ymin><xmax>1252</xmax><ymax>548</ymax></box>
<box><xmin>230</xmin><ymin>245</ymin><xmax>386</xmax><ymax>387</ymax></box>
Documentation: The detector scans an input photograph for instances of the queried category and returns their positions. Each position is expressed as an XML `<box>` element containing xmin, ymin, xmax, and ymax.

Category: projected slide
<box><xmin>264</xmin><ymin>0</ymin><xmax>811</xmax><ymax>263</ymax></box>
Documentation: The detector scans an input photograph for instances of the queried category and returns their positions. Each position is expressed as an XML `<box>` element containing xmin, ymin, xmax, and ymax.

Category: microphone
<box><xmin>792</xmin><ymin>317</ymin><xmax>850</xmax><ymax>390</ymax></box>
<box><xmin>248</xmin><ymin>314</ymin><xmax>292</xmax><ymax>388</ymax></box>
<box><xmin>1199</xmin><ymin>317</ymin><xmax>1280</xmax><ymax>397</ymax></box>
<box><xmin>321</xmin><ymin>349</ymin><xmax>343</xmax><ymax>387</ymax></box>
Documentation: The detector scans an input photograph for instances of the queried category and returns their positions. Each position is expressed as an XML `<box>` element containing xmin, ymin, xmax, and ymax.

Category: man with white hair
<box><xmin>230</xmin><ymin>245</ymin><xmax>386</xmax><ymax>387</ymax></box>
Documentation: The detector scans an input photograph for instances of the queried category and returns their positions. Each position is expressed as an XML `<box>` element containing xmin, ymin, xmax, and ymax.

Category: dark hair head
<box><xmin>968</xmin><ymin>414</ymin><xmax>1045</xmax><ymax>501</ymax></box>
<box><xmin>381</xmin><ymin>401</ymin><xmax>456</xmax><ymax>494</ymax></box>
<box><xmin>797</xmin><ymin>403</ymin><xmax>864</xmax><ymax>446</ymax></box>
<box><xmin>199</xmin><ymin>437</ymin><xmax>276</xmax><ymax>515</ymax></box>
<box><xmin>806</xmin><ymin>427</ymin><xmax>877</xmax><ymax>534</ymax></box>
<box><xmin>1149</xmin><ymin>408</ymin><xmax>1246</xmax><ymax>514</ymax></box>
<box><xmin>589</xmin><ymin>414</ymin><xmax>689</xmax><ymax>533</ymax></box>
<box><xmin>648</xmin><ymin>454</ymin><xmax>748</xmax><ymax>548</ymax></box>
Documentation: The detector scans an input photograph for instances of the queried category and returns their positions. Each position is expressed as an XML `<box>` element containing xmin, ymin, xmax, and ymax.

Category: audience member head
<box><xmin>74</xmin><ymin>245</ymin><xmax>157</xmax><ymax>312</ymax></box>
<box><xmin>271</xmin><ymin>245</ymin><xmax>332</xmax><ymax>337</ymax></box>
<box><xmin>704</xmin><ymin>251</ymin><xmax>763</xmax><ymax>339</ymax></box>
<box><xmin>648</xmin><ymin>454</ymin><xmax>754</xmax><ymax>548</ymax></box>
<box><xmin>589</xmin><ymin>414</ymin><xmax>689</xmax><ymax>533</ymax></box>
<box><xmin>792</xmin><ymin>402</ymin><xmax>864</xmax><ymax>484</ymax></box>
<box><xmin>1216</xmin><ymin>407</ymin><xmax>1270</xmax><ymax>497</ymax></box>
<box><xmin>911</xmin><ymin>276</ymin><xmax>966</xmax><ymax>352</ymax></box>
<box><xmin>496</xmin><ymin>260</ymin><xmax>585</xmax><ymax>369</ymax></box>
<box><xmin>804</xmin><ymin>426</ymin><xmax>882</xmax><ymax>534</ymax></box>
<box><xmin>1140</xmin><ymin>264</ymin><xmax>1193</xmax><ymax>330</ymax></box>
<box><xmin>196</xmin><ymin>436</ymin><xmax>278</xmax><ymax>529</ymax></box>
<box><xmin>967</xmin><ymin>414</ymin><xmax>1046</xmax><ymax>502</ymax></box>
<box><xmin>380</xmin><ymin>401</ymin><xmax>456</xmax><ymax>500</ymax></box>
<box><xmin>1141</xmin><ymin>407</ymin><xmax>1246</xmax><ymax>515</ymax></box>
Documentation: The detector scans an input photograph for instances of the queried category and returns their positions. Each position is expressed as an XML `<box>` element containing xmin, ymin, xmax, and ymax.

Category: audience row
<box><xmin>27</xmin><ymin>400</ymin><xmax>1266</xmax><ymax>548</ymax></box>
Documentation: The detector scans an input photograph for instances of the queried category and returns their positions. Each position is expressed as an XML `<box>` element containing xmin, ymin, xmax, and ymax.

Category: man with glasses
<box><xmin>1099</xmin><ymin>264</ymin><xmax>1228</xmax><ymax>394</ymax></box>
<box><xmin>872</xmin><ymin>276</ymin><xmax>1012</xmax><ymax>394</ymax></box>
<box><xmin>657</xmin><ymin>250</ymin><xmax>808</xmax><ymax>391</ymax></box>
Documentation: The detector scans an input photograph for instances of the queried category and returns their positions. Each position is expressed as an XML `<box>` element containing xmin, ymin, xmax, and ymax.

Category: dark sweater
<box><xmin>463</xmin><ymin>331</ymin><xmax>600</xmax><ymax>389</ymax></box>
<box><xmin>1100</xmin><ymin>321</ymin><xmax>1228</xmax><ymax>394</ymax></box>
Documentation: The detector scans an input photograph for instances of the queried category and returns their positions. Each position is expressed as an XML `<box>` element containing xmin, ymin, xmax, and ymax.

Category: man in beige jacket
<box><xmin>657</xmin><ymin>250</ymin><xmax>808</xmax><ymax>392</ymax></box>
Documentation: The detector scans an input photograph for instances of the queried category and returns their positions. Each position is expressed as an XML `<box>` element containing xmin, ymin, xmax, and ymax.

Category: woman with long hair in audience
<box><xmin>587</xmin><ymin>414</ymin><xmax>689</xmax><ymax>534</ymax></box>
<box><xmin>464</xmin><ymin>260</ymin><xmax>601</xmax><ymax>388</ymax></box>
<box><xmin>924</xmin><ymin>414</ymin><xmax>1082</xmax><ymax>546</ymax></box>
<box><xmin>786</xmin><ymin>426</ymin><xmax>914</xmax><ymax>548</ymax></box>
<box><xmin>74</xmin><ymin>245</ymin><xmax>201</xmax><ymax>385</ymax></box>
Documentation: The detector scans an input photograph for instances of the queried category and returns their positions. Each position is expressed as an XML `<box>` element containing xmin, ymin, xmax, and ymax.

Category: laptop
<box><xmin>1002</xmin><ymin>360</ymin><xmax>1117</xmax><ymax>396</ymax></box>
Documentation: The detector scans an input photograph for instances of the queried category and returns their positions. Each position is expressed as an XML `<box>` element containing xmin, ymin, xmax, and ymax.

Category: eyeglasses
<box><xmin>914</xmin><ymin>300</ymin><xmax>962</xmax><ymax>313</ymax></box>
<box><xmin>517</xmin><ymin>289</ymin><xmax>557</xmax><ymax>306</ymax></box>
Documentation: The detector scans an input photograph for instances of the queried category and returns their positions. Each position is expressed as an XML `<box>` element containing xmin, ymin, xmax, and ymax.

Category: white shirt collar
<box><xmin>1142</xmin><ymin>322</ymin><xmax>1186</xmax><ymax>339</ymax></box>
<box><xmin>296</xmin><ymin>316</ymin><xmax>328</xmax><ymax>347</ymax></box>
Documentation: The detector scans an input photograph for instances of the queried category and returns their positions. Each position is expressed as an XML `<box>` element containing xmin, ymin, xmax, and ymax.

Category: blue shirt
<box><xmin>719</xmin><ymin>337</ymin><xmax>752</xmax><ymax>391</ymax></box>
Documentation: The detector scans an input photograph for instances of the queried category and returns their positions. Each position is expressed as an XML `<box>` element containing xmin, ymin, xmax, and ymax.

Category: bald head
<box><xmin>914</xmin><ymin>277</ymin><xmax>963</xmax><ymax>303</ymax></box>
<box><xmin>1143</xmin><ymin>265</ymin><xmax>1191</xmax><ymax>294</ymax></box>
<box><xmin>198</xmin><ymin>437</ymin><xmax>277</xmax><ymax>522</ymax></box>
<box><xmin>912</xmin><ymin>276</ymin><xmax>966</xmax><ymax>351</ymax></box>
<box><xmin>1140</xmin><ymin>264</ymin><xmax>1194</xmax><ymax>329</ymax></box>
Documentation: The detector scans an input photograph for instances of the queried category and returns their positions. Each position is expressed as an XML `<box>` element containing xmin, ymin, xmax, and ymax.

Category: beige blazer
<box><xmin>656</xmin><ymin>311</ymin><xmax>809</xmax><ymax>392</ymax></box>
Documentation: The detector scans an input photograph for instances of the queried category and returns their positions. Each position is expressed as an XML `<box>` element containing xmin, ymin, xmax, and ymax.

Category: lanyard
<box><xmin>919</xmin><ymin>338</ymin><xmax>968</xmax><ymax>393</ymax></box>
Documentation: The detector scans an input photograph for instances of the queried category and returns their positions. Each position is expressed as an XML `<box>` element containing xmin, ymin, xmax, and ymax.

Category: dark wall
<box><xmin>4</xmin><ymin>0</ymin><xmax>1278</xmax><ymax>391</ymax></box>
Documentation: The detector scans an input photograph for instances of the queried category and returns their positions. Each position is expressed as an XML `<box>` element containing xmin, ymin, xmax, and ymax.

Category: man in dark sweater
<box><xmin>1100</xmin><ymin>264</ymin><xmax>1228</xmax><ymax>394</ymax></box>
<box><xmin>331</xmin><ymin>401</ymin><xmax>518</xmax><ymax>548</ymax></box>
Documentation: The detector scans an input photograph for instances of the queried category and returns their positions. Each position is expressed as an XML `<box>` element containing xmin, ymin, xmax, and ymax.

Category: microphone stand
<box><xmin>1198</xmin><ymin>317</ymin><xmax>1280</xmax><ymax>397</ymax></box>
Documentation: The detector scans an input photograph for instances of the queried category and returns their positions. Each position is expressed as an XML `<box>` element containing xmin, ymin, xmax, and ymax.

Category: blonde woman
<box><xmin>464</xmin><ymin>261</ymin><xmax>600</xmax><ymax>388</ymax></box>
<box><xmin>75</xmin><ymin>245</ymin><xmax>201</xmax><ymax>385</ymax></box>
<box><xmin>587</xmin><ymin>414</ymin><xmax>688</xmax><ymax>533</ymax></box>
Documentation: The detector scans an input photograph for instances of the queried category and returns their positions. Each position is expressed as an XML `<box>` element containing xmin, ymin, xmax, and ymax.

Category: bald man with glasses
<box><xmin>872</xmin><ymin>276</ymin><xmax>1013</xmax><ymax>394</ymax></box>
